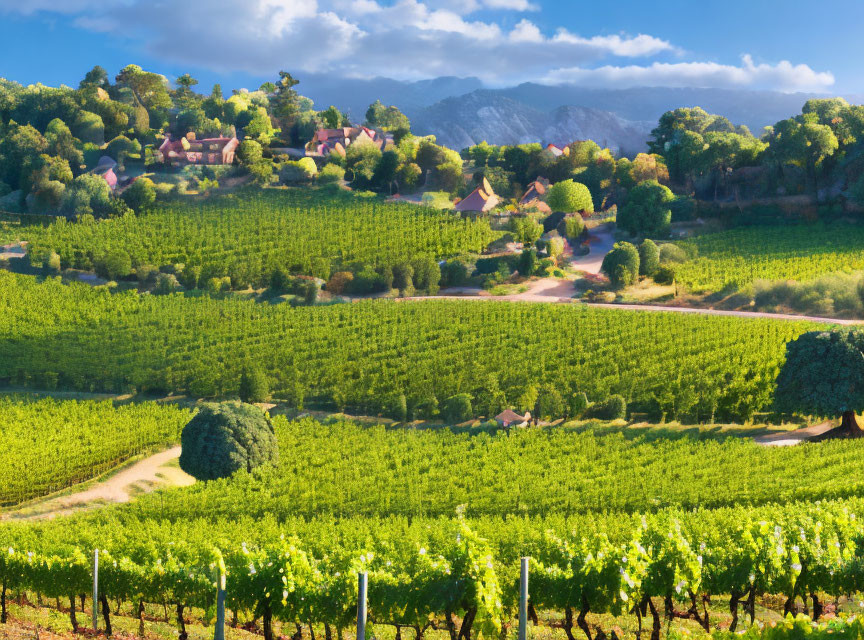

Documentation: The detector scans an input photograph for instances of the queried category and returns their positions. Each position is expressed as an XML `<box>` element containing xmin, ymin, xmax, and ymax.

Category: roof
<box><xmin>454</xmin><ymin>177</ymin><xmax>499</xmax><ymax>212</ymax></box>
<box><xmin>95</xmin><ymin>155</ymin><xmax>117</xmax><ymax>168</ymax></box>
<box><xmin>494</xmin><ymin>409</ymin><xmax>529</xmax><ymax>425</ymax></box>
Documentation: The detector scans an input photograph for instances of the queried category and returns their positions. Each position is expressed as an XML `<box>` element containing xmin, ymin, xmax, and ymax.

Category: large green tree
<box><xmin>774</xmin><ymin>331</ymin><xmax>864</xmax><ymax>437</ymax></box>
<box><xmin>546</xmin><ymin>179</ymin><xmax>594</xmax><ymax>213</ymax></box>
<box><xmin>179</xmin><ymin>402</ymin><xmax>280</xmax><ymax>480</ymax></box>
<box><xmin>617</xmin><ymin>180</ymin><xmax>674</xmax><ymax>238</ymax></box>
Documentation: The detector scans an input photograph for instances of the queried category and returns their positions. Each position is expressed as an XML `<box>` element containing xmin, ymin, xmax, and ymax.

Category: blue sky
<box><xmin>0</xmin><ymin>0</ymin><xmax>859</xmax><ymax>94</ymax></box>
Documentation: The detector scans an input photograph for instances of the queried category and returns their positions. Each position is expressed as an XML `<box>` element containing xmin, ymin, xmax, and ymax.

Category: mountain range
<box><xmin>296</xmin><ymin>74</ymin><xmax>837</xmax><ymax>155</ymax></box>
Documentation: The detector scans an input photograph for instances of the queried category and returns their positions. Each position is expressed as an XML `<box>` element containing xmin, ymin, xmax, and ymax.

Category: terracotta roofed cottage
<box><xmin>157</xmin><ymin>133</ymin><xmax>239</xmax><ymax>166</ymax></box>
<box><xmin>454</xmin><ymin>177</ymin><xmax>499</xmax><ymax>213</ymax></box>
<box><xmin>494</xmin><ymin>409</ymin><xmax>531</xmax><ymax>427</ymax></box>
<box><xmin>519</xmin><ymin>178</ymin><xmax>551</xmax><ymax>213</ymax></box>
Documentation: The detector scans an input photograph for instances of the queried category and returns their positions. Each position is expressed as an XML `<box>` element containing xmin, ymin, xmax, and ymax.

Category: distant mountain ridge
<box><xmin>409</xmin><ymin>91</ymin><xmax>652</xmax><ymax>156</ymax></box>
<box><xmin>296</xmin><ymin>74</ymin><xmax>836</xmax><ymax>154</ymax></box>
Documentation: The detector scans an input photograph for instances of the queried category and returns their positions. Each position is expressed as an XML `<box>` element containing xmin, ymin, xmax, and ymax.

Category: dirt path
<box><xmin>754</xmin><ymin>422</ymin><xmax>836</xmax><ymax>446</ymax></box>
<box><xmin>569</xmin><ymin>223</ymin><xmax>616</xmax><ymax>274</ymax></box>
<box><xmin>1</xmin><ymin>447</ymin><xmax>194</xmax><ymax>521</ymax></box>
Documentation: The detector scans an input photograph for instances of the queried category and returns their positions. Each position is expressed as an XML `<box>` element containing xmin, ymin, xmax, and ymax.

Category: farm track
<box><xmin>1</xmin><ymin>447</ymin><xmax>194</xmax><ymax>521</ymax></box>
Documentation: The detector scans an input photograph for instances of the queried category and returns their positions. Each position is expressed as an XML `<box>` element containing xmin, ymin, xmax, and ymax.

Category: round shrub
<box><xmin>562</xmin><ymin>214</ymin><xmax>585</xmax><ymax>239</ymax></box>
<box><xmin>443</xmin><ymin>393</ymin><xmax>474</xmax><ymax>423</ymax></box>
<box><xmin>618</xmin><ymin>180</ymin><xmax>674</xmax><ymax>237</ymax></box>
<box><xmin>318</xmin><ymin>163</ymin><xmax>345</xmax><ymax>184</ymax></box>
<box><xmin>659</xmin><ymin>243</ymin><xmax>688</xmax><ymax>264</ymax></box>
<box><xmin>179</xmin><ymin>402</ymin><xmax>279</xmax><ymax>481</ymax></box>
<box><xmin>601</xmin><ymin>242</ymin><xmax>640</xmax><ymax>289</ymax></box>
<box><xmin>546</xmin><ymin>179</ymin><xmax>594</xmax><ymax>213</ymax></box>
<box><xmin>585</xmin><ymin>395</ymin><xmax>627</xmax><ymax>420</ymax></box>
<box><xmin>239</xmin><ymin>367</ymin><xmax>269</xmax><ymax>403</ymax></box>
<box><xmin>638</xmin><ymin>239</ymin><xmax>660</xmax><ymax>276</ymax></box>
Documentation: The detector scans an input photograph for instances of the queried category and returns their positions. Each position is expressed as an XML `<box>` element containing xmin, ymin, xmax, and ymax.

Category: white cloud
<box><xmin>543</xmin><ymin>54</ymin><xmax>835</xmax><ymax>93</ymax></box>
<box><xmin>0</xmin><ymin>0</ymin><xmax>835</xmax><ymax>92</ymax></box>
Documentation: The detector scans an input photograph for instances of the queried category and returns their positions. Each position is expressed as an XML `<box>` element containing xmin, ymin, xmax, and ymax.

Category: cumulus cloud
<box><xmin>0</xmin><ymin>0</ymin><xmax>835</xmax><ymax>92</ymax></box>
<box><xmin>543</xmin><ymin>54</ymin><xmax>836</xmax><ymax>93</ymax></box>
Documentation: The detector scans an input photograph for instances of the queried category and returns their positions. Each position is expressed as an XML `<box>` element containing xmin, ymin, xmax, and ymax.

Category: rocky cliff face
<box><xmin>409</xmin><ymin>91</ymin><xmax>652</xmax><ymax>156</ymax></box>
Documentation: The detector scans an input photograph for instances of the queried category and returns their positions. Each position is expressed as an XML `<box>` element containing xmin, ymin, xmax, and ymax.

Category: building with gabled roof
<box><xmin>156</xmin><ymin>133</ymin><xmax>239</xmax><ymax>166</ymax></box>
<box><xmin>519</xmin><ymin>178</ymin><xmax>551</xmax><ymax>213</ymax></box>
<box><xmin>454</xmin><ymin>177</ymin><xmax>499</xmax><ymax>213</ymax></box>
<box><xmin>494</xmin><ymin>409</ymin><xmax>531</xmax><ymax>427</ymax></box>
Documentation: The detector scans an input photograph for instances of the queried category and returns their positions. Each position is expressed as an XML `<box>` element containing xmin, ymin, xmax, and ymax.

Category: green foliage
<box><xmin>601</xmin><ymin>242</ymin><xmax>640</xmax><ymax>289</ymax></box>
<box><xmin>0</xmin><ymin>270</ymin><xmax>825</xmax><ymax>422</ymax></box>
<box><xmin>546</xmin><ymin>179</ymin><xmax>594</xmax><ymax>213</ymax></box>
<box><xmin>509</xmin><ymin>216</ymin><xmax>543</xmax><ymax>246</ymax></box>
<box><xmin>568</xmin><ymin>391</ymin><xmax>589</xmax><ymax>418</ymax></box>
<box><xmin>672</xmin><ymin>223</ymin><xmax>864</xmax><ymax>293</ymax></box>
<box><xmin>0</xmin><ymin>395</ymin><xmax>189</xmax><ymax>505</ymax></box>
<box><xmin>179</xmin><ymin>402</ymin><xmax>279</xmax><ymax>480</ymax></box>
<box><xmin>318</xmin><ymin>163</ymin><xmax>345</xmax><ymax>184</ymax></box>
<box><xmin>122</xmin><ymin>177</ymin><xmax>156</xmax><ymax>212</ymax></box>
<box><xmin>281</xmin><ymin>158</ymin><xmax>318</xmax><ymax>182</ymax></box>
<box><xmin>518</xmin><ymin>248</ymin><xmax>537</xmax><ymax>276</ymax></box>
<box><xmin>443</xmin><ymin>393</ymin><xmax>474</xmax><ymax>423</ymax></box>
<box><xmin>365</xmin><ymin>100</ymin><xmax>410</xmax><ymax>139</ymax></box>
<box><xmin>23</xmin><ymin>191</ymin><xmax>494</xmax><ymax>288</ymax></box>
<box><xmin>585</xmin><ymin>394</ymin><xmax>627</xmax><ymax>420</ymax></box>
<box><xmin>239</xmin><ymin>366</ymin><xmax>270</xmax><ymax>403</ymax></box>
<box><xmin>618</xmin><ymin>180</ymin><xmax>674</xmax><ymax>237</ymax></box>
<box><xmin>563</xmin><ymin>214</ymin><xmax>585</xmax><ymax>239</ymax></box>
<box><xmin>534</xmin><ymin>386</ymin><xmax>564</xmax><ymax>421</ymax></box>
<box><xmin>638</xmin><ymin>239</ymin><xmax>660</xmax><ymax>276</ymax></box>
<box><xmin>774</xmin><ymin>331</ymin><xmax>864</xmax><ymax>418</ymax></box>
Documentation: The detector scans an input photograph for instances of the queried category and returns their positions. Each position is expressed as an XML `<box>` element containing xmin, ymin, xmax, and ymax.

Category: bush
<box><xmin>97</xmin><ymin>250</ymin><xmax>132</xmax><ymax>280</ymax></box>
<box><xmin>518</xmin><ymin>249</ymin><xmax>537</xmax><ymax>276</ymax></box>
<box><xmin>443</xmin><ymin>393</ymin><xmax>473</xmax><ymax>423</ymax></box>
<box><xmin>546</xmin><ymin>179</ymin><xmax>594</xmax><ymax>213</ymax></box>
<box><xmin>534</xmin><ymin>386</ymin><xmax>564</xmax><ymax>421</ymax></box>
<box><xmin>638</xmin><ymin>239</ymin><xmax>660</xmax><ymax>276</ymax></box>
<box><xmin>568</xmin><ymin>392</ymin><xmax>589</xmax><ymax>418</ymax></box>
<box><xmin>585</xmin><ymin>395</ymin><xmax>627</xmax><ymax>420</ymax></box>
<box><xmin>618</xmin><ymin>180</ymin><xmax>674</xmax><ymax>237</ymax></box>
<box><xmin>281</xmin><ymin>158</ymin><xmax>317</xmax><ymax>182</ymax></box>
<box><xmin>122</xmin><ymin>177</ymin><xmax>156</xmax><ymax>212</ymax></box>
<box><xmin>43</xmin><ymin>251</ymin><xmax>62</xmax><ymax>274</ymax></box>
<box><xmin>326</xmin><ymin>271</ymin><xmax>354</xmax><ymax>294</ymax></box>
<box><xmin>563</xmin><ymin>215</ymin><xmax>585</xmax><ymax>239</ymax></box>
<box><xmin>179</xmin><ymin>402</ymin><xmax>279</xmax><ymax>480</ymax></box>
<box><xmin>153</xmin><ymin>272</ymin><xmax>181</xmax><ymax>295</ymax></box>
<box><xmin>239</xmin><ymin>366</ymin><xmax>269</xmax><ymax>403</ymax></box>
<box><xmin>318</xmin><ymin>163</ymin><xmax>345</xmax><ymax>184</ymax></box>
<box><xmin>601</xmin><ymin>242</ymin><xmax>640</xmax><ymax>289</ymax></box>
<box><xmin>659</xmin><ymin>243</ymin><xmax>688</xmax><ymax>264</ymax></box>
<box><xmin>441</xmin><ymin>259</ymin><xmax>470</xmax><ymax>287</ymax></box>
<box><xmin>653</xmin><ymin>265</ymin><xmax>677</xmax><ymax>285</ymax></box>
<box><xmin>388</xmin><ymin>393</ymin><xmax>408</xmax><ymax>421</ymax></box>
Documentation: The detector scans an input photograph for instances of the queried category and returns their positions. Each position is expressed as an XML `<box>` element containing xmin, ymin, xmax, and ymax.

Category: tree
<box><xmin>509</xmin><ymin>216</ymin><xmax>543</xmax><ymax>247</ymax></box>
<box><xmin>115</xmin><ymin>64</ymin><xmax>172</xmax><ymax>113</ymax></box>
<box><xmin>105</xmin><ymin>135</ymin><xmax>141</xmax><ymax>168</ymax></box>
<box><xmin>179</xmin><ymin>402</ymin><xmax>280</xmax><ymax>480</ymax></box>
<box><xmin>365</xmin><ymin>100</ymin><xmax>410</xmax><ymax>140</ymax></box>
<box><xmin>601</xmin><ymin>242</ymin><xmax>640</xmax><ymax>289</ymax></box>
<box><xmin>534</xmin><ymin>386</ymin><xmax>564</xmax><ymax>421</ymax></box>
<box><xmin>638</xmin><ymin>239</ymin><xmax>660</xmax><ymax>277</ymax></box>
<box><xmin>518</xmin><ymin>248</ymin><xmax>537</xmax><ymax>276</ymax></box>
<box><xmin>320</xmin><ymin>105</ymin><xmax>343</xmax><ymax>129</ymax></box>
<box><xmin>586</xmin><ymin>395</ymin><xmax>627</xmax><ymax>420</ymax></box>
<box><xmin>270</xmin><ymin>71</ymin><xmax>301</xmax><ymax>122</ymax></box>
<box><xmin>617</xmin><ymin>180</ymin><xmax>674</xmax><ymax>238</ymax></box>
<box><xmin>62</xmin><ymin>173</ymin><xmax>111</xmax><ymax>218</ymax></box>
<box><xmin>371</xmin><ymin>149</ymin><xmax>402</xmax><ymax>193</ymax></box>
<box><xmin>774</xmin><ymin>331</ymin><xmax>864</xmax><ymax>437</ymax></box>
<box><xmin>546</xmin><ymin>179</ymin><xmax>594</xmax><ymax>213</ymax></box>
<box><xmin>79</xmin><ymin>65</ymin><xmax>110</xmax><ymax>90</ymax></box>
<box><xmin>467</xmin><ymin>141</ymin><xmax>496</xmax><ymax>167</ymax></box>
<box><xmin>122</xmin><ymin>177</ymin><xmax>156</xmax><ymax>212</ymax></box>
<box><xmin>97</xmin><ymin>249</ymin><xmax>132</xmax><ymax>280</ymax></box>
<box><xmin>239</xmin><ymin>367</ymin><xmax>269</xmax><ymax>403</ymax></box>
<box><xmin>443</xmin><ymin>393</ymin><xmax>473</xmax><ymax>424</ymax></box>
<box><xmin>237</xmin><ymin>139</ymin><xmax>263</xmax><ymax>165</ymax></box>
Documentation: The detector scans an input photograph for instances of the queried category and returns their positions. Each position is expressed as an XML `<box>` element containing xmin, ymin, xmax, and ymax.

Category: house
<box><xmin>519</xmin><ymin>178</ymin><xmax>551</xmax><ymax>213</ymax></box>
<box><xmin>454</xmin><ymin>177</ymin><xmax>499</xmax><ymax>213</ymax></box>
<box><xmin>309</xmin><ymin>126</ymin><xmax>393</xmax><ymax>157</ymax></box>
<box><xmin>494</xmin><ymin>409</ymin><xmax>531</xmax><ymax>428</ymax></box>
<box><xmin>545</xmin><ymin>143</ymin><xmax>570</xmax><ymax>158</ymax></box>
<box><xmin>156</xmin><ymin>133</ymin><xmax>239</xmax><ymax>166</ymax></box>
<box><xmin>93</xmin><ymin>166</ymin><xmax>118</xmax><ymax>190</ymax></box>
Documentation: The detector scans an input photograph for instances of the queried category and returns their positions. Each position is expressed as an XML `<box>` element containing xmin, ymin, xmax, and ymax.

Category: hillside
<box><xmin>410</xmin><ymin>90</ymin><xmax>652</xmax><ymax>155</ymax></box>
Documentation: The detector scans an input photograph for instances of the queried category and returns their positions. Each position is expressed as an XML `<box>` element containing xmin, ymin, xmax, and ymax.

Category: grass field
<box><xmin>673</xmin><ymin>222</ymin><xmax>864</xmax><ymax>292</ymax></box>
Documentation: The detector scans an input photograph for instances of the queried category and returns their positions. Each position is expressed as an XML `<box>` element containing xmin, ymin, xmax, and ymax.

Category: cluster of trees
<box><xmin>325</xmin><ymin>254</ymin><xmax>442</xmax><ymax>296</ymax></box>
<box><xmin>650</xmin><ymin>99</ymin><xmax>864</xmax><ymax>200</ymax></box>
<box><xmin>600</xmin><ymin>238</ymin><xmax>664</xmax><ymax>289</ymax></box>
<box><xmin>464</xmin><ymin>139</ymin><xmax>669</xmax><ymax>210</ymax></box>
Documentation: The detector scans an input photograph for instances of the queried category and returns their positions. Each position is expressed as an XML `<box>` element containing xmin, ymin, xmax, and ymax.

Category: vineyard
<box><xmin>0</xmin><ymin>394</ymin><xmax>190</xmax><ymax>506</ymax></box>
<box><xmin>3</xmin><ymin>419</ymin><xmax>864</xmax><ymax>638</ymax></box>
<box><xmin>118</xmin><ymin>417</ymin><xmax>864</xmax><ymax>519</ymax></box>
<box><xmin>0</xmin><ymin>271</ymin><xmax>826</xmax><ymax>422</ymax></box>
<box><xmin>20</xmin><ymin>189</ymin><xmax>497</xmax><ymax>285</ymax></box>
<box><xmin>672</xmin><ymin>223</ymin><xmax>864</xmax><ymax>292</ymax></box>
